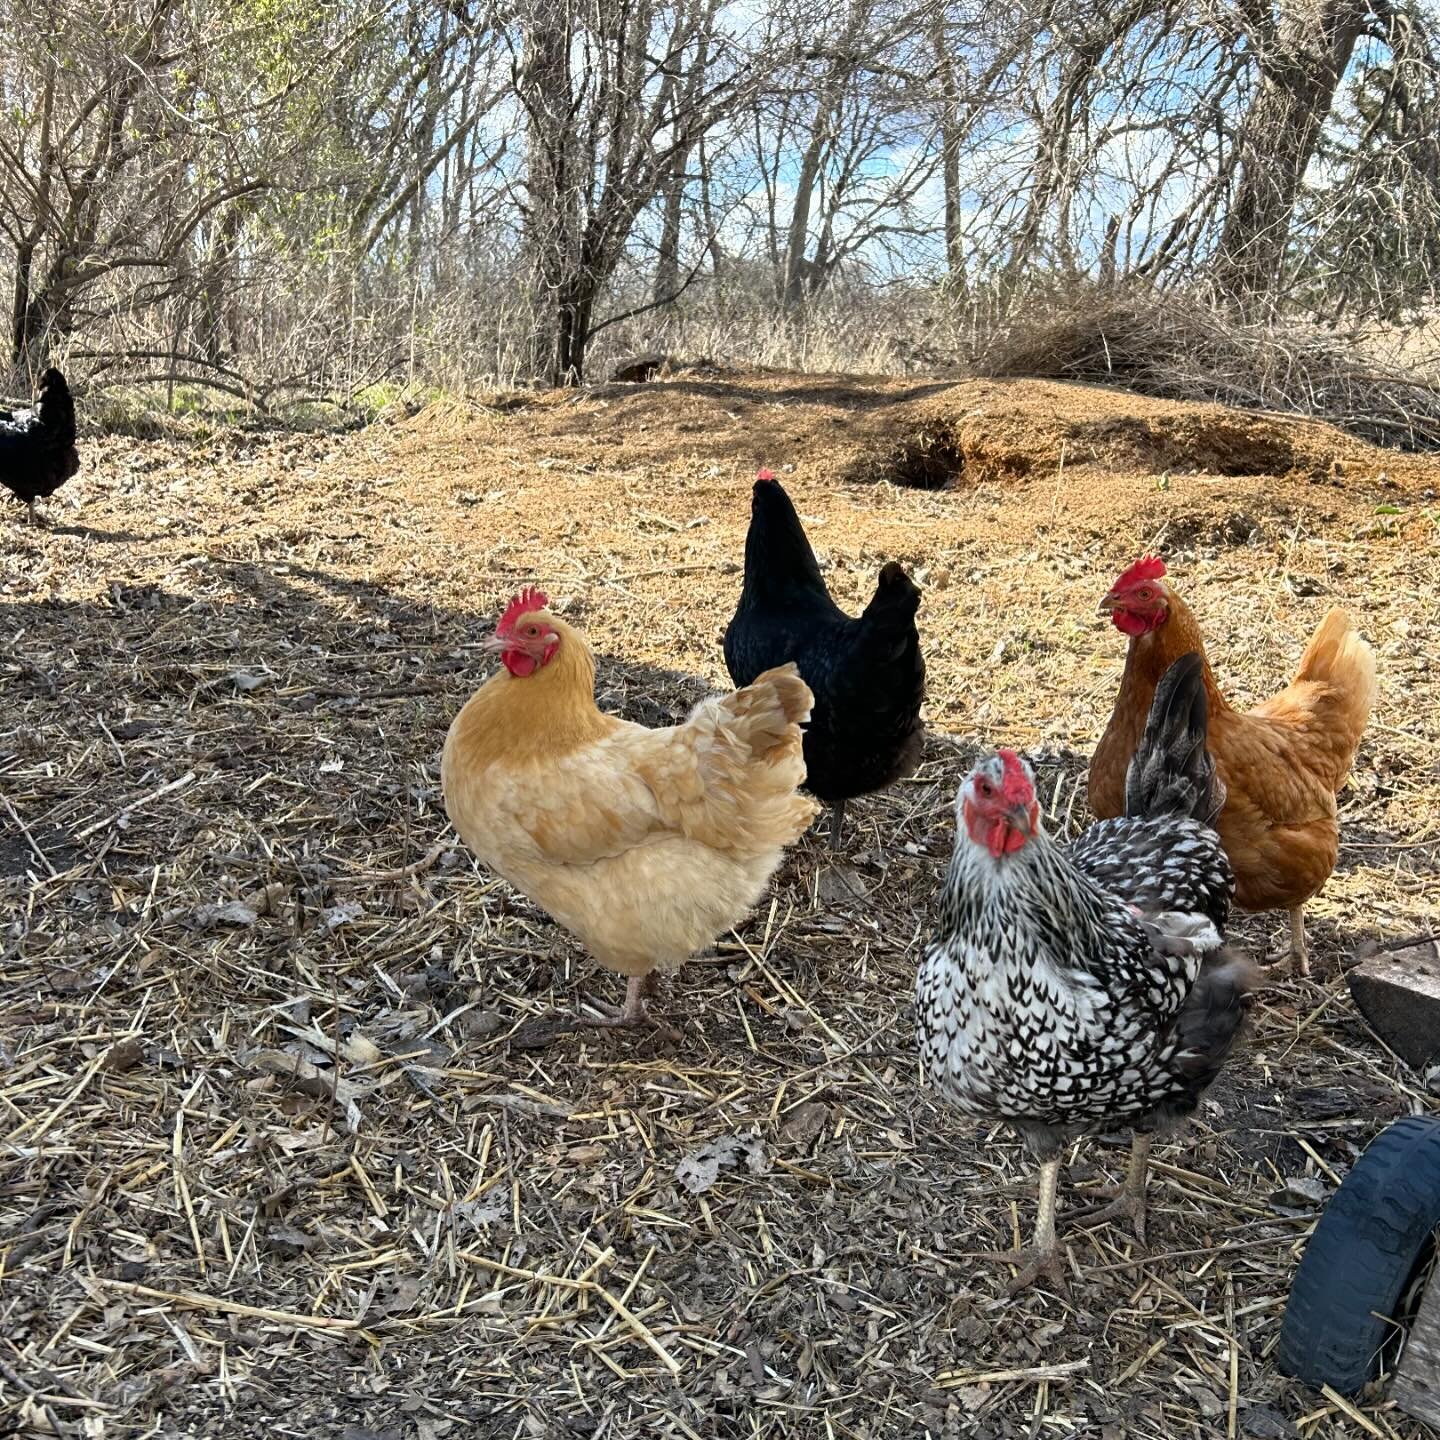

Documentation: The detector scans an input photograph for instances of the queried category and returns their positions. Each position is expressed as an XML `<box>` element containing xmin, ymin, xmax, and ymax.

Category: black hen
<box><xmin>916</xmin><ymin>653</ymin><xmax>1254</xmax><ymax>1292</ymax></box>
<box><xmin>1</xmin><ymin>368</ymin><xmax>80</xmax><ymax>524</ymax></box>
<box><xmin>723</xmin><ymin>472</ymin><xmax>925</xmax><ymax>846</ymax></box>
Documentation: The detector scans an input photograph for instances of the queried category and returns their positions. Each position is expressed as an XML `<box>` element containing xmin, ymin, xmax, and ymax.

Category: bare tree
<box><xmin>513</xmin><ymin>0</ymin><xmax>753</xmax><ymax>384</ymax></box>
<box><xmin>1213</xmin><ymin>0</ymin><xmax>1375</xmax><ymax>297</ymax></box>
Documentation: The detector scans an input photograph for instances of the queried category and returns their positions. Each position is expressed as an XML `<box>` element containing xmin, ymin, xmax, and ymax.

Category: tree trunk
<box><xmin>10</xmin><ymin>52</ymin><xmax>56</xmax><ymax>379</ymax></box>
<box><xmin>654</xmin><ymin>147</ymin><xmax>688</xmax><ymax>305</ymax></box>
<box><xmin>1213</xmin><ymin>0</ymin><xmax>1369</xmax><ymax>298</ymax></box>
<box><xmin>783</xmin><ymin>112</ymin><xmax>832</xmax><ymax>309</ymax></box>
<box><xmin>196</xmin><ymin>207</ymin><xmax>246</xmax><ymax>365</ymax></box>
<box><xmin>934</xmin><ymin>23</ymin><xmax>965</xmax><ymax>290</ymax></box>
<box><xmin>10</xmin><ymin>240</ymin><xmax>39</xmax><ymax>378</ymax></box>
<box><xmin>521</xmin><ymin>12</ymin><xmax>577</xmax><ymax>382</ymax></box>
<box><xmin>550</xmin><ymin>280</ymin><xmax>596</xmax><ymax>386</ymax></box>
<box><xmin>697</xmin><ymin>135</ymin><xmax>724</xmax><ymax>278</ymax></box>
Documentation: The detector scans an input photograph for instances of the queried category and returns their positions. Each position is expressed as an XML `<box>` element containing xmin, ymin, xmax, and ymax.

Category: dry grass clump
<box><xmin>974</xmin><ymin>287</ymin><xmax>1440</xmax><ymax>452</ymax></box>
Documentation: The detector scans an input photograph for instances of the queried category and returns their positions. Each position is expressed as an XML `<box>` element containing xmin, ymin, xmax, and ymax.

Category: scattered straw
<box><xmin>1</xmin><ymin>370</ymin><xmax>1435</xmax><ymax>1435</ymax></box>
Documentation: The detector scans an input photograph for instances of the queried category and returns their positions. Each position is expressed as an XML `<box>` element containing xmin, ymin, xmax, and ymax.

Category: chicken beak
<box><xmin>480</xmin><ymin>632</ymin><xmax>509</xmax><ymax>654</ymax></box>
<box><xmin>1006</xmin><ymin>804</ymin><xmax>1033</xmax><ymax>838</ymax></box>
<box><xmin>1097</xmin><ymin>592</ymin><xmax>1121</xmax><ymax>614</ymax></box>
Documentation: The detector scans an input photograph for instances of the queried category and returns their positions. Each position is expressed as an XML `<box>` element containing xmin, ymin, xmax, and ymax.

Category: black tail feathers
<box><xmin>864</xmin><ymin>560</ymin><xmax>921</xmax><ymax>622</ymax></box>
<box><xmin>36</xmin><ymin>369</ymin><xmax>76</xmax><ymax>443</ymax></box>
<box><xmin>1167</xmin><ymin>948</ymin><xmax>1258</xmax><ymax>1096</ymax></box>
<box><xmin>1124</xmin><ymin>651</ymin><xmax>1225</xmax><ymax>825</ymax></box>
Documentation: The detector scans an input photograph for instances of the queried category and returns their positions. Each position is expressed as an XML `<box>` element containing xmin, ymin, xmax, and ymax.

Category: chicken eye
<box><xmin>977</xmin><ymin>779</ymin><xmax>993</xmax><ymax>797</ymax></box>
<box><xmin>1136</xmin><ymin>587</ymin><xmax>1151</xmax><ymax>600</ymax></box>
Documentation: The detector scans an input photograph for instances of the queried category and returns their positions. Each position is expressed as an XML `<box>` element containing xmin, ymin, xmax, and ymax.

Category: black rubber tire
<box><xmin>1277</xmin><ymin>1114</ymin><xmax>1440</xmax><ymax>1394</ymax></box>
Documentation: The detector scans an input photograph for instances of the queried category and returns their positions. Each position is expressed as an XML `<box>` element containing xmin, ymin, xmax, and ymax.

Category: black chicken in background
<box><xmin>1</xmin><ymin>368</ymin><xmax>80</xmax><ymax>524</ymax></box>
<box><xmin>723</xmin><ymin>470</ymin><xmax>925</xmax><ymax>847</ymax></box>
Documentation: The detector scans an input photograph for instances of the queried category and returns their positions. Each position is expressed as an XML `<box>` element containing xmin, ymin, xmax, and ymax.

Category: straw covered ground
<box><xmin>2</xmin><ymin>368</ymin><xmax>1438</xmax><ymax>1439</ymax></box>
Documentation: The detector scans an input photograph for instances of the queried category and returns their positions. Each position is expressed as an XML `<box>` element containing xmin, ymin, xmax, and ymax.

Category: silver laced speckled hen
<box><xmin>916</xmin><ymin>653</ymin><xmax>1256</xmax><ymax>1294</ymax></box>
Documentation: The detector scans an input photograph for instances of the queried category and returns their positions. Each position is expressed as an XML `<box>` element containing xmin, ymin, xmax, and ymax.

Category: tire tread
<box><xmin>1277</xmin><ymin>1115</ymin><xmax>1440</xmax><ymax>1393</ymax></box>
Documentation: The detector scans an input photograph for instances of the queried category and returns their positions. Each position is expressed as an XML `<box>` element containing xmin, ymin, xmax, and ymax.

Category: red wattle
<box><xmin>1112</xmin><ymin>609</ymin><xmax>1166</xmax><ymax>637</ymax></box>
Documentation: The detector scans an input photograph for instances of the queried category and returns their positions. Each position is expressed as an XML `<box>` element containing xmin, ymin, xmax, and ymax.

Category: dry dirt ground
<box><xmin>2</xmin><ymin>369</ymin><xmax>1438</xmax><ymax>1439</ymax></box>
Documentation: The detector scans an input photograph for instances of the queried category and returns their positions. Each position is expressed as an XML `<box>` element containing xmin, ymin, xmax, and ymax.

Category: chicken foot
<box><xmin>577</xmin><ymin>974</ymin><xmax>680</xmax><ymax>1041</ymax></box>
<box><xmin>580</xmin><ymin>975</ymin><xmax>650</xmax><ymax>1027</ymax></box>
<box><xmin>1074</xmin><ymin>1133</ymin><xmax>1151</xmax><ymax>1245</ymax></box>
<box><xmin>976</xmin><ymin>1156</ymin><xmax>1070</xmax><ymax>1296</ymax></box>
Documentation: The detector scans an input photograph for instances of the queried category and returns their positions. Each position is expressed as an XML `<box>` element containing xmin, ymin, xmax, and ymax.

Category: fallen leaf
<box><xmin>1270</xmin><ymin>1175</ymin><xmax>1328</xmax><ymax>1210</ymax></box>
<box><xmin>779</xmin><ymin>1101</ymin><xmax>828</xmax><ymax>1145</ymax></box>
<box><xmin>194</xmin><ymin>899</ymin><xmax>258</xmax><ymax>928</ymax></box>
<box><xmin>248</xmin><ymin>1049</ymin><xmax>364</xmax><ymax>1114</ymax></box>
<box><xmin>104</xmin><ymin>1037</ymin><xmax>147</xmax><ymax>1073</ymax></box>
<box><xmin>342</xmin><ymin>1033</ymin><xmax>383</xmax><ymax>1065</ymax></box>
<box><xmin>320</xmin><ymin>900</ymin><xmax>365</xmax><ymax>933</ymax></box>
<box><xmin>453</xmin><ymin>1192</ymin><xmax>509</xmax><ymax>1230</ymax></box>
<box><xmin>675</xmin><ymin>1132</ymin><xmax>770</xmax><ymax>1195</ymax></box>
<box><xmin>224</xmin><ymin>668</ymin><xmax>270</xmax><ymax>691</ymax></box>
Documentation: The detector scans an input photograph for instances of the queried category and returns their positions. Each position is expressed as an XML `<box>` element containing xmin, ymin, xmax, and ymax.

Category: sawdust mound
<box><xmin>1067</xmin><ymin>411</ymin><xmax>1298</xmax><ymax>477</ymax></box>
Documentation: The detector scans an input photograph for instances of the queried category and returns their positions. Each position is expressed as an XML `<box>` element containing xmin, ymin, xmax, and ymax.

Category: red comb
<box><xmin>756</xmin><ymin>468</ymin><xmax>777</xmax><ymax>481</ymax></box>
<box><xmin>1112</xmin><ymin>554</ymin><xmax>1166</xmax><ymax>592</ymax></box>
<box><xmin>996</xmin><ymin>749</ymin><xmax>1034</xmax><ymax>807</ymax></box>
<box><xmin>497</xmin><ymin>586</ymin><xmax>549</xmax><ymax>638</ymax></box>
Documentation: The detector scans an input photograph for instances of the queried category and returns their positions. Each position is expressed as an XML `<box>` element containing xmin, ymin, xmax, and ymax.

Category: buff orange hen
<box><xmin>442</xmin><ymin>588</ymin><xmax>819</xmax><ymax>1032</ymax></box>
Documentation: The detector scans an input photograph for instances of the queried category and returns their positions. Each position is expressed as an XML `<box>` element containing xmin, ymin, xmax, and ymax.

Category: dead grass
<box><xmin>1</xmin><ymin>370</ymin><xmax>1438</xmax><ymax>1438</ymax></box>
<box><xmin>975</xmin><ymin>288</ymin><xmax>1440</xmax><ymax>453</ymax></box>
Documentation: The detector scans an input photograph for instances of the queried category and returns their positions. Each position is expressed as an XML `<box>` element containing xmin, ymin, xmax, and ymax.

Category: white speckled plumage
<box><xmin>916</xmin><ymin>652</ymin><xmax>1247</xmax><ymax>1155</ymax></box>
<box><xmin>915</xmin><ymin>805</ymin><xmax>1232</xmax><ymax>1132</ymax></box>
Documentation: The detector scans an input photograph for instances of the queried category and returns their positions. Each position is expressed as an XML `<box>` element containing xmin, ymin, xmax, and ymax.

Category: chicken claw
<box><xmin>1075</xmin><ymin>1189</ymin><xmax>1148</xmax><ymax>1246</ymax></box>
<box><xmin>1075</xmin><ymin>1134</ymin><xmax>1151</xmax><ymax>1244</ymax></box>
<box><xmin>579</xmin><ymin>975</ymin><xmax>649</xmax><ymax>1027</ymax></box>
<box><xmin>973</xmin><ymin>1156</ymin><xmax>1071</xmax><ymax>1296</ymax></box>
<box><xmin>576</xmin><ymin>975</ymin><xmax>680</xmax><ymax>1042</ymax></box>
<box><xmin>979</xmin><ymin>1243</ymin><xmax>1071</xmax><ymax>1297</ymax></box>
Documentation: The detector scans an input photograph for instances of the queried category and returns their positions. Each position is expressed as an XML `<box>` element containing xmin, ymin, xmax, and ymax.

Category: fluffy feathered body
<box><xmin>1090</xmin><ymin>556</ymin><xmax>1376</xmax><ymax>970</ymax></box>
<box><xmin>723</xmin><ymin>473</ymin><xmax>924</xmax><ymax>840</ymax></box>
<box><xmin>0</xmin><ymin>369</ymin><xmax>79</xmax><ymax>521</ymax></box>
<box><xmin>443</xmin><ymin>589</ymin><xmax>817</xmax><ymax>1024</ymax></box>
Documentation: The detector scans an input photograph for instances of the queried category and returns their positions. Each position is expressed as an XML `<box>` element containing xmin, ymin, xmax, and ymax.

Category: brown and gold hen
<box><xmin>1090</xmin><ymin>557</ymin><xmax>1376</xmax><ymax>975</ymax></box>
<box><xmin>442</xmin><ymin>587</ymin><xmax>818</xmax><ymax>1030</ymax></box>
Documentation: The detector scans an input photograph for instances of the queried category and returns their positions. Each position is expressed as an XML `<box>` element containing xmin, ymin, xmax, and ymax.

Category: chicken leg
<box><xmin>979</xmin><ymin>1156</ymin><xmax>1069</xmax><ymax>1296</ymax></box>
<box><xmin>578</xmin><ymin>973</ymin><xmax>680</xmax><ymax>1041</ymax></box>
<box><xmin>1289</xmin><ymin>907</ymin><xmax>1309</xmax><ymax>977</ymax></box>
<box><xmin>828</xmin><ymin>799</ymin><xmax>847</xmax><ymax>850</ymax></box>
<box><xmin>1077</xmin><ymin>1133</ymin><xmax>1151</xmax><ymax>1244</ymax></box>
<box><xmin>581</xmin><ymin>975</ymin><xmax>649</xmax><ymax>1027</ymax></box>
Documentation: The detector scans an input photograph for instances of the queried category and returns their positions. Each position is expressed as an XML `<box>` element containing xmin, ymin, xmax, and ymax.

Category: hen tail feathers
<box><xmin>722</xmin><ymin>663</ymin><xmax>814</xmax><ymax>759</ymax></box>
<box><xmin>679</xmin><ymin>664</ymin><xmax>819</xmax><ymax>853</ymax></box>
<box><xmin>1124</xmin><ymin>651</ymin><xmax>1224</xmax><ymax>826</ymax></box>
<box><xmin>1169</xmin><ymin>949</ymin><xmax>1258</xmax><ymax>1091</ymax></box>
<box><xmin>1289</xmin><ymin>607</ymin><xmax>1377</xmax><ymax>789</ymax></box>
<box><xmin>35</xmin><ymin>369</ymin><xmax>76</xmax><ymax>444</ymax></box>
